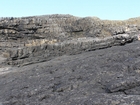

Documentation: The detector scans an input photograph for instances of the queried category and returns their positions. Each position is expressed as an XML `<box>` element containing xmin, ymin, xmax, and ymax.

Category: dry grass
<box><xmin>102</xmin><ymin>17</ymin><xmax>140</xmax><ymax>27</ymax></box>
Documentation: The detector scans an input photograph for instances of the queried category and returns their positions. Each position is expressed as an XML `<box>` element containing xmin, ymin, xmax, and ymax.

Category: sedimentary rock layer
<box><xmin>0</xmin><ymin>41</ymin><xmax>140</xmax><ymax>105</ymax></box>
<box><xmin>1</xmin><ymin>34</ymin><xmax>138</xmax><ymax>66</ymax></box>
<box><xmin>0</xmin><ymin>14</ymin><xmax>140</xmax><ymax>66</ymax></box>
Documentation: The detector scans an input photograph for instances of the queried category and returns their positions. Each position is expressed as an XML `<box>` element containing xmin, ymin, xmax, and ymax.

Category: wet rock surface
<box><xmin>0</xmin><ymin>41</ymin><xmax>140</xmax><ymax>105</ymax></box>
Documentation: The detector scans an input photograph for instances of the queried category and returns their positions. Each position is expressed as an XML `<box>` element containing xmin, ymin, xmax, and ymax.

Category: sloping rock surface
<box><xmin>0</xmin><ymin>14</ymin><xmax>140</xmax><ymax>105</ymax></box>
<box><xmin>0</xmin><ymin>41</ymin><xmax>140</xmax><ymax>105</ymax></box>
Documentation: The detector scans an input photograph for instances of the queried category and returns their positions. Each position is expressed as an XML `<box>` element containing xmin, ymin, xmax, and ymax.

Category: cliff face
<box><xmin>0</xmin><ymin>14</ymin><xmax>140</xmax><ymax>40</ymax></box>
<box><xmin>0</xmin><ymin>14</ymin><xmax>140</xmax><ymax>66</ymax></box>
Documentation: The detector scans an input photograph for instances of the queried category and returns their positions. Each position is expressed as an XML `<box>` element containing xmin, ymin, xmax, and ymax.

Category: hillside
<box><xmin>0</xmin><ymin>14</ymin><xmax>140</xmax><ymax>105</ymax></box>
<box><xmin>0</xmin><ymin>14</ymin><xmax>140</xmax><ymax>66</ymax></box>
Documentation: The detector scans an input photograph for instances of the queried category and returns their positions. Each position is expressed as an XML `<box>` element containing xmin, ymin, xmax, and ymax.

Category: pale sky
<box><xmin>0</xmin><ymin>0</ymin><xmax>140</xmax><ymax>20</ymax></box>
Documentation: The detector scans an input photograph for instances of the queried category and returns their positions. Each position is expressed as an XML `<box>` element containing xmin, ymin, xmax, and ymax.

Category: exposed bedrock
<box><xmin>1</xmin><ymin>14</ymin><xmax>140</xmax><ymax>105</ymax></box>
<box><xmin>0</xmin><ymin>14</ymin><xmax>140</xmax><ymax>40</ymax></box>
<box><xmin>1</xmin><ymin>34</ymin><xmax>138</xmax><ymax>66</ymax></box>
<box><xmin>0</xmin><ymin>41</ymin><xmax>140</xmax><ymax>105</ymax></box>
<box><xmin>0</xmin><ymin>14</ymin><xmax>140</xmax><ymax>65</ymax></box>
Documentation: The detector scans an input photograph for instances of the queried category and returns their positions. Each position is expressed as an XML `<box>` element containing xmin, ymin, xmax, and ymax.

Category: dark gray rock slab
<box><xmin>0</xmin><ymin>41</ymin><xmax>140</xmax><ymax>105</ymax></box>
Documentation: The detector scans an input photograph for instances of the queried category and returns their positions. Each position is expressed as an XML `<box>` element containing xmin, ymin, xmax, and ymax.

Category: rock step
<box><xmin>2</xmin><ymin>34</ymin><xmax>138</xmax><ymax>66</ymax></box>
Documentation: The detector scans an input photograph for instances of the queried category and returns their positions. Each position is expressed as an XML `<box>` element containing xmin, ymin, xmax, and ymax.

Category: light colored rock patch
<box><xmin>25</xmin><ymin>39</ymin><xmax>57</xmax><ymax>47</ymax></box>
<box><xmin>0</xmin><ymin>67</ymin><xmax>13</xmax><ymax>75</ymax></box>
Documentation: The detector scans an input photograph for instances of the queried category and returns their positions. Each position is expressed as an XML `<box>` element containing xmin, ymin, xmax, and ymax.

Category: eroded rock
<box><xmin>0</xmin><ymin>14</ymin><xmax>140</xmax><ymax>105</ymax></box>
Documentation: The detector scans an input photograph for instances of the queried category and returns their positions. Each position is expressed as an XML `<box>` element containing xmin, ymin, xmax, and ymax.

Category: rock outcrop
<box><xmin>0</xmin><ymin>14</ymin><xmax>140</xmax><ymax>39</ymax></box>
<box><xmin>0</xmin><ymin>41</ymin><xmax>140</xmax><ymax>105</ymax></box>
<box><xmin>1</xmin><ymin>34</ymin><xmax>137</xmax><ymax>66</ymax></box>
<box><xmin>0</xmin><ymin>14</ymin><xmax>140</xmax><ymax>105</ymax></box>
<box><xmin>0</xmin><ymin>14</ymin><xmax>140</xmax><ymax>66</ymax></box>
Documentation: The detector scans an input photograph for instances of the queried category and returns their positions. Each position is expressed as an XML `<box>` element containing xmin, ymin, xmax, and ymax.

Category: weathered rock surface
<box><xmin>0</xmin><ymin>15</ymin><xmax>140</xmax><ymax>40</ymax></box>
<box><xmin>0</xmin><ymin>34</ymin><xmax>137</xmax><ymax>66</ymax></box>
<box><xmin>0</xmin><ymin>14</ymin><xmax>140</xmax><ymax>105</ymax></box>
<box><xmin>0</xmin><ymin>14</ymin><xmax>140</xmax><ymax>66</ymax></box>
<box><xmin>0</xmin><ymin>41</ymin><xmax>140</xmax><ymax>105</ymax></box>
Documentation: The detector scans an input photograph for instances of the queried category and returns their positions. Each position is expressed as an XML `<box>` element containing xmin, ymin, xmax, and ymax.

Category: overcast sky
<box><xmin>0</xmin><ymin>0</ymin><xmax>140</xmax><ymax>20</ymax></box>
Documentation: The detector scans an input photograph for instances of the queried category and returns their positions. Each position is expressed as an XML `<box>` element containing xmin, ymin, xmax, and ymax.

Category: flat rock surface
<box><xmin>0</xmin><ymin>41</ymin><xmax>140</xmax><ymax>105</ymax></box>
